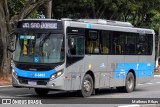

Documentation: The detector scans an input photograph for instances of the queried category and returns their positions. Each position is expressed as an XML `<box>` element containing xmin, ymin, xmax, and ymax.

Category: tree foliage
<box><xmin>0</xmin><ymin>0</ymin><xmax>51</xmax><ymax>77</ymax></box>
<box><xmin>0</xmin><ymin>0</ymin><xmax>160</xmax><ymax>76</ymax></box>
<box><xmin>52</xmin><ymin>0</ymin><xmax>160</xmax><ymax>32</ymax></box>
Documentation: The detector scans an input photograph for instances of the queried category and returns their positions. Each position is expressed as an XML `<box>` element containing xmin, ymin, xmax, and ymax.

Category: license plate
<box><xmin>28</xmin><ymin>81</ymin><xmax>37</xmax><ymax>85</ymax></box>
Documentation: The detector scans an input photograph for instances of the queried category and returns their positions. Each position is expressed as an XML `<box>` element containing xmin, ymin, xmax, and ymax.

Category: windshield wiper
<box><xmin>40</xmin><ymin>32</ymin><xmax>51</xmax><ymax>47</ymax></box>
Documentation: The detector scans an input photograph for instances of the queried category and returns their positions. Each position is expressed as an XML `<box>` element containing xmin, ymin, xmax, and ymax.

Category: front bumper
<box><xmin>12</xmin><ymin>73</ymin><xmax>64</xmax><ymax>90</ymax></box>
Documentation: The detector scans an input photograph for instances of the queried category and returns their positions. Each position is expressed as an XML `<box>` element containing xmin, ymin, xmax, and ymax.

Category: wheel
<box><xmin>35</xmin><ymin>88</ymin><xmax>49</xmax><ymax>96</ymax></box>
<box><xmin>122</xmin><ymin>72</ymin><xmax>135</xmax><ymax>93</ymax></box>
<box><xmin>79</xmin><ymin>74</ymin><xmax>93</xmax><ymax>97</ymax></box>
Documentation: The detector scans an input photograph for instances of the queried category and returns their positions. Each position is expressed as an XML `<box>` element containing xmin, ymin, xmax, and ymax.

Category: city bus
<box><xmin>8</xmin><ymin>19</ymin><xmax>155</xmax><ymax>97</ymax></box>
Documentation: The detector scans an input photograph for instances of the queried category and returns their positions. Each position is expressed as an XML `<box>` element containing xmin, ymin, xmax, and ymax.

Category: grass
<box><xmin>154</xmin><ymin>71</ymin><xmax>160</xmax><ymax>75</ymax></box>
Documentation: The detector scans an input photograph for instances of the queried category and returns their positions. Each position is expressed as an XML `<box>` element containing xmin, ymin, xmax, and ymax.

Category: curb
<box><xmin>154</xmin><ymin>75</ymin><xmax>160</xmax><ymax>77</ymax></box>
<box><xmin>118</xmin><ymin>104</ymin><xmax>140</xmax><ymax>107</ymax></box>
<box><xmin>0</xmin><ymin>82</ymin><xmax>11</xmax><ymax>87</ymax></box>
<box><xmin>0</xmin><ymin>85</ymin><xmax>12</xmax><ymax>88</ymax></box>
<box><xmin>118</xmin><ymin>104</ymin><xmax>160</xmax><ymax>107</ymax></box>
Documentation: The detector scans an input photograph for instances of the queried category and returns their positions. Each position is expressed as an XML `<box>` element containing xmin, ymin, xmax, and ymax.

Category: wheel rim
<box><xmin>127</xmin><ymin>76</ymin><xmax>134</xmax><ymax>89</ymax></box>
<box><xmin>83</xmin><ymin>80</ymin><xmax>91</xmax><ymax>93</ymax></box>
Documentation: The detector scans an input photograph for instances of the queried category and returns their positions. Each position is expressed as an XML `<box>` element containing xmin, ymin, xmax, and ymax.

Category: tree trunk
<box><xmin>46</xmin><ymin>0</ymin><xmax>52</xmax><ymax>18</ymax></box>
<box><xmin>0</xmin><ymin>0</ymin><xmax>52</xmax><ymax>80</ymax></box>
<box><xmin>157</xmin><ymin>28</ymin><xmax>160</xmax><ymax>57</ymax></box>
<box><xmin>0</xmin><ymin>0</ymin><xmax>11</xmax><ymax>80</ymax></box>
<box><xmin>0</xmin><ymin>21</ymin><xmax>11</xmax><ymax>80</ymax></box>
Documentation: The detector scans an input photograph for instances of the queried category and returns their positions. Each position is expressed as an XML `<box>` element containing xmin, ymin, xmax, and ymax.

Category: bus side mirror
<box><xmin>7</xmin><ymin>32</ymin><xmax>16</xmax><ymax>52</ymax></box>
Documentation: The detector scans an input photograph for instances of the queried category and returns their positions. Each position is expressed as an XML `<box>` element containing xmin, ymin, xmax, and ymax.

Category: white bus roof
<box><xmin>19</xmin><ymin>18</ymin><xmax>155</xmax><ymax>35</ymax></box>
<box><xmin>20</xmin><ymin>18</ymin><xmax>133</xmax><ymax>27</ymax></box>
<box><xmin>77</xmin><ymin>19</ymin><xmax>133</xmax><ymax>27</ymax></box>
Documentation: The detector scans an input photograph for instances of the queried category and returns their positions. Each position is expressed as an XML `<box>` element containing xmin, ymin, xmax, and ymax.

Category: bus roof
<box><xmin>19</xmin><ymin>18</ymin><xmax>155</xmax><ymax>35</ymax></box>
<box><xmin>21</xmin><ymin>18</ymin><xmax>133</xmax><ymax>27</ymax></box>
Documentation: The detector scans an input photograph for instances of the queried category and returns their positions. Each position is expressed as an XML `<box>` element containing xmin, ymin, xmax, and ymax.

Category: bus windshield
<box><xmin>13</xmin><ymin>33</ymin><xmax>64</xmax><ymax>63</ymax></box>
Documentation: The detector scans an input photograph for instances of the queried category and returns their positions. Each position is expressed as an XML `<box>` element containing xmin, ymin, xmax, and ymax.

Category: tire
<box><xmin>79</xmin><ymin>74</ymin><xmax>93</xmax><ymax>97</ymax></box>
<box><xmin>35</xmin><ymin>88</ymin><xmax>49</xmax><ymax>96</ymax></box>
<box><xmin>122</xmin><ymin>72</ymin><xmax>135</xmax><ymax>93</ymax></box>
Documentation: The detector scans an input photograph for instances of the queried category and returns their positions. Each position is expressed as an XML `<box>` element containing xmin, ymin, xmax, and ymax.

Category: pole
<box><xmin>46</xmin><ymin>0</ymin><xmax>52</xmax><ymax>19</ymax></box>
<box><xmin>157</xmin><ymin>27</ymin><xmax>160</xmax><ymax>57</ymax></box>
<box><xmin>156</xmin><ymin>27</ymin><xmax>160</xmax><ymax>72</ymax></box>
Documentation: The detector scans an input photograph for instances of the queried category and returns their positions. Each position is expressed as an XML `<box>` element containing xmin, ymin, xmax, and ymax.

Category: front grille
<box><xmin>15</xmin><ymin>62</ymin><xmax>61</xmax><ymax>71</ymax></box>
<box><xmin>18</xmin><ymin>77</ymin><xmax>49</xmax><ymax>85</ymax></box>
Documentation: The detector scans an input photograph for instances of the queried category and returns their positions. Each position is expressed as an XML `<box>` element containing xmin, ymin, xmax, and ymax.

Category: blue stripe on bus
<box><xmin>14</xmin><ymin>67</ymin><xmax>56</xmax><ymax>79</ymax></box>
<box><xmin>14</xmin><ymin>62</ymin><xmax>153</xmax><ymax>79</ymax></box>
<box><xmin>114</xmin><ymin>62</ymin><xmax>154</xmax><ymax>79</ymax></box>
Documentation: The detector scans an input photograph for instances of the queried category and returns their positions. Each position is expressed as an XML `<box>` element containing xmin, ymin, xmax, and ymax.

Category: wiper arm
<box><xmin>40</xmin><ymin>32</ymin><xmax>51</xmax><ymax>47</ymax></box>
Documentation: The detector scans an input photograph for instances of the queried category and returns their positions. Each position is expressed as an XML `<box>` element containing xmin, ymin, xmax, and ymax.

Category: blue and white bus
<box><xmin>8</xmin><ymin>19</ymin><xmax>155</xmax><ymax>97</ymax></box>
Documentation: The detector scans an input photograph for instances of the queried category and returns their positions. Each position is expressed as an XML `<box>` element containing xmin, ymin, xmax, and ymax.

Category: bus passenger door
<box><xmin>66</xmin><ymin>36</ymin><xmax>85</xmax><ymax>90</ymax></box>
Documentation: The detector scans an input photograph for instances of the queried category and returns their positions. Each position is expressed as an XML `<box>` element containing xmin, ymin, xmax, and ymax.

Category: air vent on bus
<box><xmin>77</xmin><ymin>19</ymin><xmax>133</xmax><ymax>27</ymax></box>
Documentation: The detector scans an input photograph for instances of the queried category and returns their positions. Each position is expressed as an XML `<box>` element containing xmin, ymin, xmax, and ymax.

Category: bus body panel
<box><xmin>84</xmin><ymin>55</ymin><xmax>110</xmax><ymax>88</ymax></box>
<box><xmin>65</xmin><ymin>59</ymin><xmax>84</xmax><ymax>90</ymax></box>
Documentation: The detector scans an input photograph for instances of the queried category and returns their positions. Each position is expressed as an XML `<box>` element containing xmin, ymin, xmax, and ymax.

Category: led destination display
<box><xmin>22</xmin><ymin>22</ymin><xmax>57</xmax><ymax>29</ymax></box>
<box><xmin>17</xmin><ymin>20</ymin><xmax>63</xmax><ymax>29</ymax></box>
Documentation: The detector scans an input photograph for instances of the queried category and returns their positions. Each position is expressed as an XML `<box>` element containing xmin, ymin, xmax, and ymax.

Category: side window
<box><xmin>111</xmin><ymin>32</ymin><xmax>124</xmax><ymax>55</ymax></box>
<box><xmin>101</xmin><ymin>31</ymin><xmax>110</xmax><ymax>54</ymax></box>
<box><xmin>125</xmin><ymin>34</ymin><xmax>136</xmax><ymax>55</ymax></box>
<box><xmin>68</xmin><ymin>36</ymin><xmax>85</xmax><ymax>56</ymax></box>
<box><xmin>137</xmin><ymin>34</ymin><xmax>145</xmax><ymax>54</ymax></box>
<box><xmin>147</xmin><ymin>34</ymin><xmax>153</xmax><ymax>55</ymax></box>
<box><xmin>86</xmin><ymin>30</ymin><xmax>100</xmax><ymax>54</ymax></box>
<box><xmin>137</xmin><ymin>34</ymin><xmax>153</xmax><ymax>55</ymax></box>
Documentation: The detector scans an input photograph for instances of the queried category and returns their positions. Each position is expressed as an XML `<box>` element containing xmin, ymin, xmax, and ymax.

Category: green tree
<box><xmin>0</xmin><ymin>0</ymin><xmax>51</xmax><ymax>80</ymax></box>
<box><xmin>52</xmin><ymin>0</ymin><xmax>160</xmax><ymax>32</ymax></box>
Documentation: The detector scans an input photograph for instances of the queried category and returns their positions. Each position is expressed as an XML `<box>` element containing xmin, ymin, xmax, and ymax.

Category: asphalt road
<box><xmin>0</xmin><ymin>77</ymin><xmax>160</xmax><ymax>107</ymax></box>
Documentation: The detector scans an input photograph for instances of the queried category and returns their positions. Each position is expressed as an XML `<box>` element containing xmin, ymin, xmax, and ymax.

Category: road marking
<box><xmin>138</xmin><ymin>84</ymin><xmax>143</xmax><ymax>86</ymax></box>
<box><xmin>154</xmin><ymin>75</ymin><xmax>160</xmax><ymax>77</ymax></box>
<box><xmin>0</xmin><ymin>85</ymin><xmax>12</xmax><ymax>88</ymax></box>
<box><xmin>16</xmin><ymin>92</ymin><xmax>61</xmax><ymax>97</ymax></box>
<box><xmin>138</xmin><ymin>82</ymin><xmax>157</xmax><ymax>86</ymax></box>
<box><xmin>16</xmin><ymin>94</ymin><xmax>34</xmax><ymax>97</ymax></box>
<box><xmin>146</xmin><ymin>83</ymin><xmax>153</xmax><ymax>85</ymax></box>
<box><xmin>118</xmin><ymin>104</ymin><xmax>140</xmax><ymax>107</ymax></box>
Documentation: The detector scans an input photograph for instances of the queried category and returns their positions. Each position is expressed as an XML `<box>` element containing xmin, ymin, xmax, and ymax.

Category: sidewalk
<box><xmin>0</xmin><ymin>74</ymin><xmax>12</xmax><ymax>86</ymax></box>
<box><xmin>154</xmin><ymin>71</ymin><xmax>160</xmax><ymax>77</ymax></box>
<box><xmin>154</xmin><ymin>75</ymin><xmax>160</xmax><ymax>77</ymax></box>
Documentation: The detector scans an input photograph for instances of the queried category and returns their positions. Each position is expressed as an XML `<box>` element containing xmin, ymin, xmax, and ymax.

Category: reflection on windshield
<box><xmin>13</xmin><ymin>33</ymin><xmax>64</xmax><ymax>63</ymax></box>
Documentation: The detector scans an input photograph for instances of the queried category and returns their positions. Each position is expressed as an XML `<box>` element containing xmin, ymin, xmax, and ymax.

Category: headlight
<box><xmin>50</xmin><ymin>75</ymin><xmax>56</xmax><ymax>80</ymax></box>
<box><xmin>57</xmin><ymin>71</ymin><xmax>63</xmax><ymax>77</ymax></box>
<box><xmin>12</xmin><ymin>69</ymin><xmax>18</xmax><ymax>79</ymax></box>
<box><xmin>50</xmin><ymin>69</ymin><xmax>63</xmax><ymax>81</ymax></box>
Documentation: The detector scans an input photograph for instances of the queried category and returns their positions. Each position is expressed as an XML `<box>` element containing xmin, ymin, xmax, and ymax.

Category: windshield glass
<box><xmin>13</xmin><ymin>33</ymin><xmax>64</xmax><ymax>63</ymax></box>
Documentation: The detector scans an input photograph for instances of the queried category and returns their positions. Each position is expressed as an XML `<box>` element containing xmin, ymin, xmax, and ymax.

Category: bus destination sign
<box><xmin>22</xmin><ymin>22</ymin><xmax>58</xmax><ymax>29</ymax></box>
